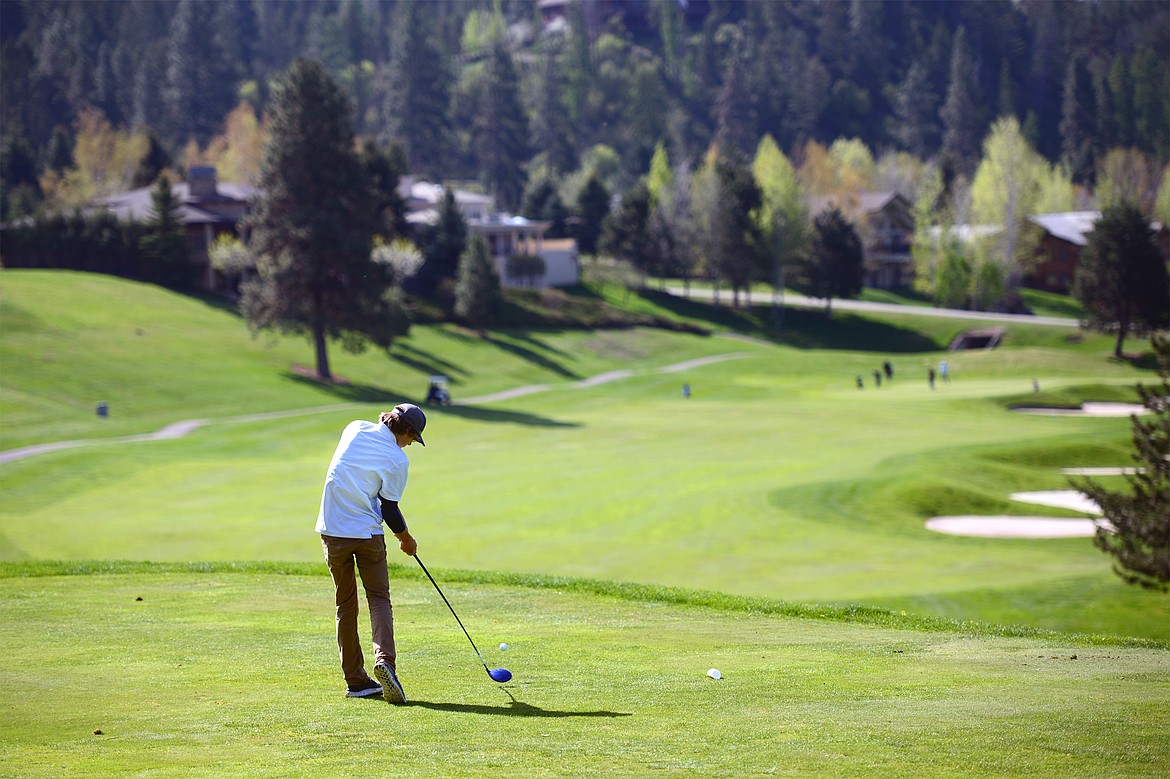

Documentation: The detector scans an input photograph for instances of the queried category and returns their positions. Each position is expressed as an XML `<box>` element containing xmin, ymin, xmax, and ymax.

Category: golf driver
<box><xmin>414</xmin><ymin>555</ymin><xmax>512</xmax><ymax>683</ymax></box>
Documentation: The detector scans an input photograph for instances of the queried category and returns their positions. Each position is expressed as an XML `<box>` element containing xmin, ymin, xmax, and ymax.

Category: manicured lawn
<box><xmin>1</xmin><ymin>269</ymin><xmax>1165</xmax><ymax>645</ymax></box>
<box><xmin>0</xmin><ymin>567</ymin><xmax>1165</xmax><ymax>779</ymax></box>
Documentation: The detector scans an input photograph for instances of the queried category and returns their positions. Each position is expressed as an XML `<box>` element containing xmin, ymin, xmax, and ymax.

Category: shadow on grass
<box><xmin>429</xmin><ymin>403</ymin><xmax>581</xmax><ymax>429</ymax></box>
<box><xmin>481</xmin><ymin>332</ymin><xmax>581</xmax><ymax>380</ymax></box>
<box><xmin>391</xmin><ymin>341</ymin><xmax>468</xmax><ymax>381</ymax></box>
<box><xmin>282</xmin><ymin>372</ymin><xmax>405</xmax><ymax>404</ymax></box>
<box><xmin>637</xmin><ymin>290</ymin><xmax>942</xmax><ymax>352</ymax></box>
<box><xmin>402</xmin><ymin>692</ymin><xmax>631</xmax><ymax>718</ymax></box>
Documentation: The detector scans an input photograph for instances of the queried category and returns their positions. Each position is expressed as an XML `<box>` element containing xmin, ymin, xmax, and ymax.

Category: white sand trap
<box><xmin>1011</xmin><ymin>490</ymin><xmax>1102</xmax><ymax>515</ymax></box>
<box><xmin>1014</xmin><ymin>402</ymin><xmax>1147</xmax><ymax>417</ymax></box>
<box><xmin>1061</xmin><ymin>467</ymin><xmax>1141</xmax><ymax>476</ymax></box>
<box><xmin>926</xmin><ymin>516</ymin><xmax>1109</xmax><ymax>538</ymax></box>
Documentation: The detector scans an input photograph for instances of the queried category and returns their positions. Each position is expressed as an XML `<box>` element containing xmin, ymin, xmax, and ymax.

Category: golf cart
<box><xmin>425</xmin><ymin>375</ymin><xmax>451</xmax><ymax>406</ymax></box>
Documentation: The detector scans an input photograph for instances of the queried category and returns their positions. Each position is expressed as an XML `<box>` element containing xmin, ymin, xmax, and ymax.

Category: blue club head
<box><xmin>489</xmin><ymin>667</ymin><xmax>512</xmax><ymax>683</ymax></box>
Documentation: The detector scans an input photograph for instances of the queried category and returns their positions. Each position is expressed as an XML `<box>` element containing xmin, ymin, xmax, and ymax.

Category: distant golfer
<box><xmin>316</xmin><ymin>403</ymin><xmax>427</xmax><ymax>704</ymax></box>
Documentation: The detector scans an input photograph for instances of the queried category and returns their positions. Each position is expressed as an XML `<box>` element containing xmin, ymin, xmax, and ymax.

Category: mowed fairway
<box><xmin>2</xmin><ymin>271</ymin><xmax>1165</xmax><ymax>641</ymax></box>
<box><xmin>2</xmin><ymin>270</ymin><xmax>1169</xmax><ymax>777</ymax></box>
<box><xmin>1</xmin><ymin>567</ymin><xmax>1167</xmax><ymax>779</ymax></box>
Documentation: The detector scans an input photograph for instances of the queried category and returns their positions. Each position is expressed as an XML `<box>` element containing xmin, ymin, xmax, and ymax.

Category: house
<box><xmin>1024</xmin><ymin>211</ymin><xmax>1098</xmax><ymax>293</ymax></box>
<box><xmin>1025</xmin><ymin>211</ymin><xmax>1170</xmax><ymax>294</ymax></box>
<box><xmin>92</xmin><ymin>169</ymin><xmax>578</xmax><ymax>292</ymax></box>
<box><xmin>95</xmin><ymin>166</ymin><xmax>255</xmax><ymax>293</ymax></box>
<box><xmin>401</xmin><ymin>178</ymin><xmax>579</xmax><ymax>288</ymax></box>
<box><xmin>809</xmin><ymin>191</ymin><xmax>914</xmax><ymax>289</ymax></box>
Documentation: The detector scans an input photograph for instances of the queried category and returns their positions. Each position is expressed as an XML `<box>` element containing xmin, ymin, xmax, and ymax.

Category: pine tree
<box><xmin>385</xmin><ymin>0</ymin><xmax>452</xmax><ymax>178</ymax></box>
<box><xmin>140</xmin><ymin>176</ymin><xmax>192</xmax><ymax>288</ymax></box>
<box><xmin>575</xmin><ymin>174</ymin><xmax>610</xmax><ymax>256</ymax></box>
<box><xmin>890</xmin><ymin>62</ymin><xmax>939</xmax><ymax>157</ymax></box>
<box><xmin>415</xmin><ymin>188</ymin><xmax>468</xmax><ymax>293</ymax></box>
<box><xmin>798</xmin><ymin>207</ymin><xmax>864</xmax><ymax>315</ymax></box>
<box><xmin>1075</xmin><ymin>334</ymin><xmax>1170</xmax><ymax>591</ymax></box>
<box><xmin>454</xmin><ymin>236</ymin><xmax>502</xmax><ymax>332</ymax></box>
<box><xmin>600</xmin><ymin>181</ymin><xmax>655</xmax><ymax>283</ymax></box>
<box><xmin>940</xmin><ymin>28</ymin><xmax>985</xmax><ymax>175</ymax></box>
<box><xmin>241</xmin><ymin>57</ymin><xmax>401</xmax><ymax>381</ymax></box>
<box><xmin>474</xmin><ymin>41</ymin><xmax>529</xmax><ymax>213</ymax></box>
<box><xmin>1074</xmin><ymin>201</ymin><xmax>1170</xmax><ymax>359</ymax></box>
<box><xmin>1059</xmin><ymin>54</ymin><xmax>1099</xmax><ymax>185</ymax></box>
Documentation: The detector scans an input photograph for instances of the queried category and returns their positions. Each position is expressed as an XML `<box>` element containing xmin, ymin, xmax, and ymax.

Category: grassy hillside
<box><xmin>1</xmin><ymin>270</ymin><xmax>1165</xmax><ymax>644</ymax></box>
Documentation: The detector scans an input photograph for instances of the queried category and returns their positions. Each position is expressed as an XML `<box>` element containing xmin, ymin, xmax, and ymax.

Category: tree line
<box><xmin>2</xmin><ymin>0</ymin><xmax>1168</xmax><ymax>219</ymax></box>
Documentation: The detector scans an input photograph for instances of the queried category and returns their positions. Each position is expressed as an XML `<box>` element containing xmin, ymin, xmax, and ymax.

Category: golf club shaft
<box><xmin>413</xmin><ymin>554</ymin><xmax>489</xmax><ymax>671</ymax></box>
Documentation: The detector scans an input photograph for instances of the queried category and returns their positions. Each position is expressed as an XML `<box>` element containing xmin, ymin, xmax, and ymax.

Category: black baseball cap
<box><xmin>395</xmin><ymin>403</ymin><xmax>427</xmax><ymax>446</ymax></box>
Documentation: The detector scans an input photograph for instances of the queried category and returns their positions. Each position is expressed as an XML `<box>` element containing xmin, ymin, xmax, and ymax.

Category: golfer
<box><xmin>316</xmin><ymin>403</ymin><xmax>427</xmax><ymax>704</ymax></box>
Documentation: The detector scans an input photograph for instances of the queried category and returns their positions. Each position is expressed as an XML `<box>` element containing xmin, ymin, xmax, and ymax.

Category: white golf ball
<box><xmin>707</xmin><ymin>668</ymin><xmax>722</xmax><ymax>680</ymax></box>
<box><xmin>499</xmin><ymin>643</ymin><xmax>509</xmax><ymax>651</ymax></box>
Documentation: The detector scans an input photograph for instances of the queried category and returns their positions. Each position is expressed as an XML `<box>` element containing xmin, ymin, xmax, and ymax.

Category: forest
<box><xmin>1</xmin><ymin>0</ymin><xmax>1168</xmax><ymax>312</ymax></box>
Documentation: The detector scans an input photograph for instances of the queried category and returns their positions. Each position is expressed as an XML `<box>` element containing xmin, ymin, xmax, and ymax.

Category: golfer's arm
<box><xmin>380</xmin><ymin>497</ymin><xmax>408</xmax><ymax>534</ymax></box>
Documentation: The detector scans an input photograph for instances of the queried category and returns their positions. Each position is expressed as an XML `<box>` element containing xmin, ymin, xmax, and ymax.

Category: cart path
<box><xmin>0</xmin><ymin>354</ymin><xmax>752</xmax><ymax>464</ymax></box>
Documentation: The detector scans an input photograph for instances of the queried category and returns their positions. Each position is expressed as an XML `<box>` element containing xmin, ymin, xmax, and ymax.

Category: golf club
<box><xmin>413</xmin><ymin>555</ymin><xmax>512</xmax><ymax>683</ymax></box>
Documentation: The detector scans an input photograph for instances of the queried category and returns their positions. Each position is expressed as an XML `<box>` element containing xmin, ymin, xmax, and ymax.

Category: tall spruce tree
<box><xmin>241</xmin><ymin>57</ymin><xmax>402</xmax><ymax>381</ymax></box>
<box><xmin>385</xmin><ymin>0</ymin><xmax>452</xmax><ymax>178</ymax></box>
<box><xmin>474</xmin><ymin>41</ymin><xmax>529</xmax><ymax>212</ymax></box>
<box><xmin>1074</xmin><ymin>334</ymin><xmax>1170</xmax><ymax>591</ymax></box>
<box><xmin>939</xmin><ymin>27</ymin><xmax>984</xmax><ymax>175</ymax></box>
<box><xmin>1074</xmin><ymin>201</ymin><xmax>1170</xmax><ymax>359</ymax></box>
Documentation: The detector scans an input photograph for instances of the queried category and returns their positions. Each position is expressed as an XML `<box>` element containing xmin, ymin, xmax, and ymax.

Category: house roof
<box><xmin>809</xmin><ymin>190</ymin><xmax>910</xmax><ymax>217</ymax></box>
<box><xmin>1028</xmin><ymin>211</ymin><xmax>1101</xmax><ymax>246</ymax></box>
<box><xmin>96</xmin><ymin>181</ymin><xmax>255</xmax><ymax>225</ymax></box>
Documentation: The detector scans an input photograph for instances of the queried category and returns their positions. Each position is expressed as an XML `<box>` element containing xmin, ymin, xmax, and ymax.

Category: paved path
<box><xmin>666</xmin><ymin>287</ymin><xmax>1080</xmax><ymax>328</ymax></box>
<box><xmin>0</xmin><ymin>354</ymin><xmax>753</xmax><ymax>464</ymax></box>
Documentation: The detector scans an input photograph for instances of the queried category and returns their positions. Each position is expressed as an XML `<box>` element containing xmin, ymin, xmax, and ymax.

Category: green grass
<box><xmin>2</xmin><ymin>269</ymin><xmax>1165</xmax><ymax>642</ymax></box>
<box><xmin>3</xmin><ymin>269</ymin><xmax>1168</xmax><ymax>777</ymax></box>
<box><xmin>1</xmin><ymin>567</ymin><xmax>1166</xmax><ymax>778</ymax></box>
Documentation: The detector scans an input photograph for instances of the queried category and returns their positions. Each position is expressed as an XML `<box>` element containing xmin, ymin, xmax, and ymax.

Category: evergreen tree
<box><xmin>359</xmin><ymin>140</ymin><xmax>409</xmax><ymax>240</ymax></box>
<box><xmin>1074</xmin><ymin>201</ymin><xmax>1170</xmax><ymax>359</ymax></box>
<box><xmin>241</xmin><ymin>57</ymin><xmax>400</xmax><ymax>381</ymax></box>
<box><xmin>385</xmin><ymin>0</ymin><xmax>452</xmax><ymax>178</ymax></box>
<box><xmin>575</xmin><ymin>174</ymin><xmax>610</xmax><ymax>256</ymax></box>
<box><xmin>712</xmin><ymin>56</ymin><xmax>754</xmax><ymax>162</ymax></box>
<box><xmin>798</xmin><ymin>207</ymin><xmax>864</xmax><ymax>315</ymax></box>
<box><xmin>454</xmin><ymin>236</ymin><xmax>502</xmax><ymax>332</ymax></box>
<box><xmin>1074</xmin><ymin>334</ymin><xmax>1170</xmax><ymax>592</ymax></box>
<box><xmin>1059</xmin><ymin>54</ymin><xmax>1098</xmax><ymax>185</ymax></box>
<box><xmin>710</xmin><ymin>153</ymin><xmax>765</xmax><ymax>307</ymax></box>
<box><xmin>140</xmin><ymin>176</ymin><xmax>192</xmax><ymax>288</ymax></box>
<box><xmin>529</xmin><ymin>36</ymin><xmax>577</xmax><ymax>176</ymax></box>
<box><xmin>890</xmin><ymin>62</ymin><xmax>939</xmax><ymax>158</ymax></box>
<box><xmin>415</xmin><ymin>188</ymin><xmax>468</xmax><ymax>293</ymax></box>
<box><xmin>473</xmin><ymin>41</ymin><xmax>529</xmax><ymax>212</ymax></box>
<box><xmin>600</xmin><ymin>181</ymin><xmax>656</xmax><ymax>283</ymax></box>
<box><xmin>162</xmin><ymin>0</ymin><xmax>236</xmax><ymax>143</ymax></box>
<box><xmin>940</xmin><ymin>27</ymin><xmax>985</xmax><ymax>176</ymax></box>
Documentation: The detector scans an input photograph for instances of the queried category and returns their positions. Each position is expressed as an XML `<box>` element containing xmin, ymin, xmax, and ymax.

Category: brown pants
<box><xmin>321</xmin><ymin>534</ymin><xmax>396</xmax><ymax>687</ymax></box>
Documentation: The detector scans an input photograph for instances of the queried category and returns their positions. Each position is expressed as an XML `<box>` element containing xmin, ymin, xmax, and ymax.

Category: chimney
<box><xmin>188</xmin><ymin>166</ymin><xmax>217</xmax><ymax>199</ymax></box>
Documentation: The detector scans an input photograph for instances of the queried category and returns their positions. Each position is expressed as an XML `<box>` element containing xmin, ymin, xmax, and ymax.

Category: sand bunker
<box><xmin>928</xmin><ymin>488</ymin><xmax>1112</xmax><ymax>539</ymax></box>
<box><xmin>926</xmin><ymin>516</ymin><xmax>1110</xmax><ymax>538</ymax></box>
<box><xmin>1014</xmin><ymin>402</ymin><xmax>1147</xmax><ymax>417</ymax></box>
